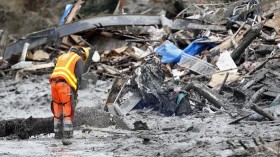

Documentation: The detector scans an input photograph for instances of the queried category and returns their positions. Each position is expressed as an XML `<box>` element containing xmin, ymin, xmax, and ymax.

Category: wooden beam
<box><xmin>0</xmin><ymin>29</ymin><xmax>8</xmax><ymax>58</ymax></box>
<box><xmin>250</xmin><ymin>105</ymin><xmax>276</xmax><ymax>121</ymax></box>
<box><xmin>62</xmin><ymin>0</ymin><xmax>84</xmax><ymax>45</ymax></box>
<box><xmin>64</xmin><ymin>0</ymin><xmax>84</xmax><ymax>24</ymax></box>
<box><xmin>231</xmin><ymin>23</ymin><xmax>263</xmax><ymax>60</ymax></box>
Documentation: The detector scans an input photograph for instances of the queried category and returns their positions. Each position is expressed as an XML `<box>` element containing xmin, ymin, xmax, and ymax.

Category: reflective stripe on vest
<box><xmin>50</xmin><ymin>52</ymin><xmax>81</xmax><ymax>90</ymax></box>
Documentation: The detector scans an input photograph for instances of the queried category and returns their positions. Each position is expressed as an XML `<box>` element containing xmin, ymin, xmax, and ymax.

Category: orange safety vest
<box><xmin>50</xmin><ymin>52</ymin><xmax>81</xmax><ymax>90</ymax></box>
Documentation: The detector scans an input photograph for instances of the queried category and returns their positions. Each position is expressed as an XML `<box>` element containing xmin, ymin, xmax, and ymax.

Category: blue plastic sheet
<box><xmin>183</xmin><ymin>38</ymin><xmax>217</xmax><ymax>56</ymax></box>
<box><xmin>58</xmin><ymin>4</ymin><xmax>74</xmax><ymax>26</ymax></box>
<box><xmin>156</xmin><ymin>38</ymin><xmax>217</xmax><ymax>64</ymax></box>
<box><xmin>155</xmin><ymin>40</ymin><xmax>183</xmax><ymax>64</ymax></box>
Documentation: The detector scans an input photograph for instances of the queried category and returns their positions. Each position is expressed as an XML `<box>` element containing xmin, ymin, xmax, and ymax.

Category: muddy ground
<box><xmin>1</xmin><ymin>0</ymin><xmax>280</xmax><ymax>156</ymax></box>
<box><xmin>0</xmin><ymin>73</ymin><xmax>280</xmax><ymax>157</ymax></box>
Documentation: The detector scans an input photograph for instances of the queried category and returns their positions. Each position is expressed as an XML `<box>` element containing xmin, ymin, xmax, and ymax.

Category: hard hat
<box><xmin>80</xmin><ymin>47</ymin><xmax>89</xmax><ymax>61</ymax></box>
<box><xmin>69</xmin><ymin>46</ymin><xmax>89</xmax><ymax>61</ymax></box>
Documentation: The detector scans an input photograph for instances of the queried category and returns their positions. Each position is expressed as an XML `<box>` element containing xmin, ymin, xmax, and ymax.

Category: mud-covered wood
<box><xmin>250</xmin><ymin>105</ymin><xmax>276</xmax><ymax>121</ymax></box>
<box><xmin>104</xmin><ymin>78</ymin><xmax>128</xmax><ymax>111</ymax></box>
<box><xmin>231</xmin><ymin>23</ymin><xmax>262</xmax><ymax>60</ymax></box>
<box><xmin>184</xmin><ymin>82</ymin><xmax>226</xmax><ymax>109</ymax></box>
<box><xmin>0</xmin><ymin>107</ymin><xmax>129</xmax><ymax>139</ymax></box>
<box><xmin>0</xmin><ymin>117</ymin><xmax>53</xmax><ymax>139</ymax></box>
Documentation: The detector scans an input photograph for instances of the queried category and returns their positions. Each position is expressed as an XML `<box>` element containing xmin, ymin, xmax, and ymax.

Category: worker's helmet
<box><xmin>70</xmin><ymin>46</ymin><xmax>89</xmax><ymax>61</ymax></box>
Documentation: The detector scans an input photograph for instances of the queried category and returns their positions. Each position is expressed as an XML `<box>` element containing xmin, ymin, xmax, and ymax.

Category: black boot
<box><xmin>63</xmin><ymin>131</ymin><xmax>73</xmax><ymax>139</ymax></box>
<box><xmin>54</xmin><ymin>132</ymin><xmax>63</xmax><ymax>139</ymax></box>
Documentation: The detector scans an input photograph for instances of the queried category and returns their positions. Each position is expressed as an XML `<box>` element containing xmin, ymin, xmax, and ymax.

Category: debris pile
<box><xmin>1</xmin><ymin>0</ymin><xmax>280</xmax><ymax>156</ymax></box>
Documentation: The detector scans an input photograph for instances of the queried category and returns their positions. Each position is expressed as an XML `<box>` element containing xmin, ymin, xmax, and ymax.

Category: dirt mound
<box><xmin>0</xmin><ymin>0</ymin><xmax>69</xmax><ymax>36</ymax></box>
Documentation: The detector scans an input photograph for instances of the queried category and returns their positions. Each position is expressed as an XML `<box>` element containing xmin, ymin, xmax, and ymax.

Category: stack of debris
<box><xmin>1</xmin><ymin>0</ymin><xmax>280</xmax><ymax>153</ymax></box>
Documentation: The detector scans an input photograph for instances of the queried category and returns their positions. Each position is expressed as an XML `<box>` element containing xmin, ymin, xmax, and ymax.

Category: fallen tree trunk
<box><xmin>0</xmin><ymin>107</ymin><xmax>128</xmax><ymax>139</ymax></box>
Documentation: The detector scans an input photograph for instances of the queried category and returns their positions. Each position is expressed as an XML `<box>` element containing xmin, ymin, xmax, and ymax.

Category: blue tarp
<box><xmin>183</xmin><ymin>38</ymin><xmax>217</xmax><ymax>56</ymax></box>
<box><xmin>155</xmin><ymin>40</ymin><xmax>183</xmax><ymax>64</ymax></box>
<box><xmin>156</xmin><ymin>38</ymin><xmax>217</xmax><ymax>64</ymax></box>
<box><xmin>58</xmin><ymin>4</ymin><xmax>74</xmax><ymax>26</ymax></box>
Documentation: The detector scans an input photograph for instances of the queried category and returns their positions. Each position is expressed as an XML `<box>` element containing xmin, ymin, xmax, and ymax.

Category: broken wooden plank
<box><xmin>229</xmin><ymin>113</ymin><xmax>253</xmax><ymax>125</ymax></box>
<box><xmin>69</xmin><ymin>35</ymin><xmax>85</xmax><ymax>45</ymax></box>
<box><xmin>100</xmin><ymin>64</ymin><xmax>121</xmax><ymax>75</ymax></box>
<box><xmin>27</xmin><ymin>50</ymin><xmax>50</xmax><ymax>61</ymax></box>
<box><xmin>231</xmin><ymin>23</ymin><xmax>263</xmax><ymax>60</ymax></box>
<box><xmin>123</xmin><ymin>49</ymin><xmax>141</xmax><ymax>61</ymax></box>
<box><xmin>23</xmin><ymin>62</ymin><xmax>54</xmax><ymax>71</ymax></box>
<box><xmin>249</xmin><ymin>87</ymin><xmax>267</xmax><ymax>104</ymax></box>
<box><xmin>62</xmin><ymin>0</ymin><xmax>84</xmax><ymax>44</ymax></box>
<box><xmin>209</xmin><ymin>27</ymin><xmax>251</xmax><ymax>55</ymax></box>
<box><xmin>184</xmin><ymin>82</ymin><xmax>226</xmax><ymax>109</ymax></box>
<box><xmin>208</xmin><ymin>72</ymin><xmax>240</xmax><ymax>88</ymax></box>
<box><xmin>64</xmin><ymin>0</ymin><xmax>84</xmax><ymax>24</ymax></box>
<box><xmin>243</xmin><ymin>68</ymin><xmax>269</xmax><ymax>90</ymax></box>
<box><xmin>264</xmin><ymin>12</ymin><xmax>280</xmax><ymax>35</ymax></box>
<box><xmin>104</xmin><ymin>77</ymin><xmax>127</xmax><ymax>110</ymax></box>
<box><xmin>250</xmin><ymin>105</ymin><xmax>276</xmax><ymax>121</ymax></box>
<box><xmin>247</xmin><ymin>50</ymin><xmax>276</xmax><ymax>75</ymax></box>
<box><xmin>0</xmin><ymin>29</ymin><xmax>8</xmax><ymax>58</ymax></box>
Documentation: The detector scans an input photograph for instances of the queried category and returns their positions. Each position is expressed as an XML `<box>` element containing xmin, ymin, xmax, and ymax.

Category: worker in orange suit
<box><xmin>49</xmin><ymin>46</ymin><xmax>89</xmax><ymax>139</ymax></box>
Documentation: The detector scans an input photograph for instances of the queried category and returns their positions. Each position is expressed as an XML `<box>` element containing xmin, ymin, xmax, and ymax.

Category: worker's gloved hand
<box><xmin>73</xmin><ymin>99</ymin><xmax>78</xmax><ymax>109</ymax></box>
<box><xmin>73</xmin><ymin>91</ymin><xmax>78</xmax><ymax>108</ymax></box>
<box><xmin>74</xmin><ymin>93</ymin><xmax>78</xmax><ymax>100</ymax></box>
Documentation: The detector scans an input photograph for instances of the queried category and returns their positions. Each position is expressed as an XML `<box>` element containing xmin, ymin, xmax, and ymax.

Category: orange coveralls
<box><xmin>49</xmin><ymin>51</ymin><xmax>83</xmax><ymax>138</ymax></box>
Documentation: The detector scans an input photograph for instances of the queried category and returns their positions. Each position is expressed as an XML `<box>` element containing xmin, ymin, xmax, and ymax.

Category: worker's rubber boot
<box><xmin>54</xmin><ymin>119</ymin><xmax>63</xmax><ymax>139</ymax></box>
<box><xmin>63</xmin><ymin>120</ymin><xmax>73</xmax><ymax>138</ymax></box>
<box><xmin>54</xmin><ymin>132</ymin><xmax>63</xmax><ymax>139</ymax></box>
<box><xmin>63</xmin><ymin>131</ymin><xmax>73</xmax><ymax>139</ymax></box>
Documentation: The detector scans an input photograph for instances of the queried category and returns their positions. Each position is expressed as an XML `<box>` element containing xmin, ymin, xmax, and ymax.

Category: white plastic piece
<box><xmin>92</xmin><ymin>51</ymin><xmax>100</xmax><ymax>62</ymax></box>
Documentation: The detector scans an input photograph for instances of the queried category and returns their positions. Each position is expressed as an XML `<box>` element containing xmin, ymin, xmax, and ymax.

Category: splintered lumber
<box><xmin>104</xmin><ymin>78</ymin><xmax>128</xmax><ymax>110</ymax></box>
<box><xmin>229</xmin><ymin>113</ymin><xmax>253</xmax><ymax>124</ymax></box>
<box><xmin>123</xmin><ymin>49</ymin><xmax>141</xmax><ymax>61</ymax></box>
<box><xmin>209</xmin><ymin>26</ymin><xmax>251</xmax><ymax>54</ymax></box>
<box><xmin>64</xmin><ymin>0</ymin><xmax>84</xmax><ymax>24</ymax></box>
<box><xmin>250</xmin><ymin>105</ymin><xmax>276</xmax><ymax>121</ymax></box>
<box><xmin>218</xmin><ymin>72</ymin><xmax>229</xmax><ymax>94</ymax></box>
<box><xmin>249</xmin><ymin>87</ymin><xmax>267</xmax><ymax>104</ymax></box>
<box><xmin>0</xmin><ymin>29</ymin><xmax>8</xmax><ymax>57</ymax></box>
<box><xmin>247</xmin><ymin>50</ymin><xmax>276</xmax><ymax>75</ymax></box>
<box><xmin>69</xmin><ymin>35</ymin><xmax>85</xmax><ymax>46</ymax></box>
<box><xmin>100</xmin><ymin>64</ymin><xmax>121</xmax><ymax>75</ymax></box>
<box><xmin>184</xmin><ymin>82</ymin><xmax>226</xmax><ymax>109</ymax></box>
<box><xmin>231</xmin><ymin>23</ymin><xmax>263</xmax><ymax>60</ymax></box>
<box><xmin>61</xmin><ymin>0</ymin><xmax>84</xmax><ymax>43</ymax></box>
<box><xmin>264</xmin><ymin>12</ymin><xmax>280</xmax><ymax>35</ymax></box>
<box><xmin>243</xmin><ymin>68</ymin><xmax>269</xmax><ymax>90</ymax></box>
<box><xmin>0</xmin><ymin>108</ymin><xmax>128</xmax><ymax>139</ymax></box>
